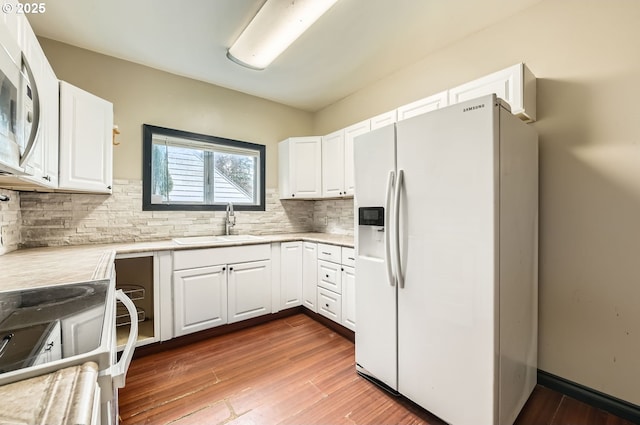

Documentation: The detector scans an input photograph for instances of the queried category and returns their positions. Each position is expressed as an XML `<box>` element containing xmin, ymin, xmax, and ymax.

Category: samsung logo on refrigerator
<box><xmin>463</xmin><ymin>104</ymin><xmax>485</xmax><ymax>112</ymax></box>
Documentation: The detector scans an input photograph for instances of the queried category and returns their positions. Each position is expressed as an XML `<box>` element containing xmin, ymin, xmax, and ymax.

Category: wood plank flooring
<box><xmin>119</xmin><ymin>314</ymin><xmax>634</xmax><ymax>425</ymax></box>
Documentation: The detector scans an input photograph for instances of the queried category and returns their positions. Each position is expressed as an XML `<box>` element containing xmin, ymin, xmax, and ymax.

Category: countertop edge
<box><xmin>1</xmin><ymin>233</ymin><xmax>353</xmax><ymax>292</ymax></box>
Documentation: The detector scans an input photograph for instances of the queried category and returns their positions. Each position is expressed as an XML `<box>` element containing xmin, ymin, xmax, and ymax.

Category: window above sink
<box><xmin>142</xmin><ymin>125</ymin><xmax>266</xmax><ymax>212</ymax></box>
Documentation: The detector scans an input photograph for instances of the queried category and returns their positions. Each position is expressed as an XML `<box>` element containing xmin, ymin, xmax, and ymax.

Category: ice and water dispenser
<box><xmin>358</xmin><ymin>207</ymin><xmax>386</xmax><ymax>259</ymax></box>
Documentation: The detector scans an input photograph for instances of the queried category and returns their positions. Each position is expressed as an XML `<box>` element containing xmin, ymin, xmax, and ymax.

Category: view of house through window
<box><xmin>143</xmin><ymin>125</ymin><xmax>265</xmax><ymax>211</ymax></box>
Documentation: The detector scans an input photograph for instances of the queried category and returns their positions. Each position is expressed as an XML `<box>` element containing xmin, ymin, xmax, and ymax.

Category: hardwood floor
<box><xmin>119</xmin><ymin>314</ymin><xmax>634</xmax><ymax>425</ymax></box>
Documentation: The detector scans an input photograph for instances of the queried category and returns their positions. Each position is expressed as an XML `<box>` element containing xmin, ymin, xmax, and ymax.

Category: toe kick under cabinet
<box><xmin>172</xmin><ymin>244</ymin><xmax>272</xmax><ymax>337</ymax></box>
<box><xmin>317</xmin><ymin>244</ymin><xmax>356</xmax><ymax>331</ymax></box>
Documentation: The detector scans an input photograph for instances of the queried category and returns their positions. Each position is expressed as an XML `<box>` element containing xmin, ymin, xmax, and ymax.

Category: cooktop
<box><xmin>0</xmin><ymin>281</ymin><xmax>110</xmax><ymax>375</ymax></box>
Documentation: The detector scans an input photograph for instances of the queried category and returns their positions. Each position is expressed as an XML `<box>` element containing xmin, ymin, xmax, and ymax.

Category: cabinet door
<box><xmin>32</xmin><ymin>320</ymin><xmax>62</xmax><ymax>366</ymax></box>
<box><xmin>343</xmin><ymin>120</ymin><xmax>370</xmax><ymax>196</ymax></box>
<box><xmin>61</xmin><ymin>305</ymin><xmax>104</xmax><ymax>357</ymax></box>
<box><xmin>40</xmin><ymin>60</ymin><xmax>59</xmax><ymax>187</ymax></box>
<box><xmin>173</xmin><ymin>265</ymin><xmax>227</xmax><ymax>336</ymax></box>
<box><xmin>397</xmin><ymin>91</ymin><xmax>448</xmax><ymax>121</ymax></box>
<box><xmin>280</xmin><ymin>242</ymin><xmax>302</xmax><ymax>309</ymax></box>
<box><xmin>341</xmin><ymin>266</ymin><xmax>356</xmax><ymax>331</ymax></box>
<box><xmin>228</xmin><ymin>260</ymin><xmax>272</xmax><ymax>323</ymax></box>
<box><xmin>290</xmin><ymin>137</ymin><xmax>322</xmax><ymax>198</ymax></box>
<box><xmin>302</xmin><ymin>242</ymin><xmax>318</xmax><ymax>312</ymax></box>
<box><xmin>59</xmin><ymin>81</ymin><xmax>113</xmax><ymax>193</ymax></box>
<box><xmin>448</xmin><ymin>63</ymin><xmax>536</xmax><ymax>122</ymax></box>
<box><xmin>321</xmin><ymin>130</ymin><xmax>345</xmax><ymax>197</ymax></box>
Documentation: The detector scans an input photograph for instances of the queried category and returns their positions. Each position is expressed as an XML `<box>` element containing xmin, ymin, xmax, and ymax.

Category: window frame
<box><xmin>142</xmin><ymin>124</ymin><xmax>266</xmax><ymax>211</ymax></box>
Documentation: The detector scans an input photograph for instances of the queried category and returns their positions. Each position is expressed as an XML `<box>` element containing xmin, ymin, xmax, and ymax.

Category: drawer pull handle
<box><xmin>321</xmin><ymin>252</ymin><xmax>331</xmax><ymax>255</ymax></box>
<box><xmin>348</xmin><ymin>257</ymin><xmax>355</xmax><ymax>261</ymax></box>
<box><xmin>326</xmin><ymin>274</ymin><xmax>330</xmax><ymax>278</ymax></box>
<box><xmin>325</xmin><ymin>303</ymin><xmax>329</xmax><ymax>308</ymax></box>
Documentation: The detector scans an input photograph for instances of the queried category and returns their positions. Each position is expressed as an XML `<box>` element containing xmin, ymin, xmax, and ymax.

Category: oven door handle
<box><xmin>112</xmin><ymin>290</ymin><xmax>138</xmax><ymax>389</ymax></box>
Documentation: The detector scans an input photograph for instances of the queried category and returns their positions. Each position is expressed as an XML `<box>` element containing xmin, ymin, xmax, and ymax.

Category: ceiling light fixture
<box><xmin>227</xmin><ymin>0</ymin><xmax>339</xmax><ymax>70</ymax></box>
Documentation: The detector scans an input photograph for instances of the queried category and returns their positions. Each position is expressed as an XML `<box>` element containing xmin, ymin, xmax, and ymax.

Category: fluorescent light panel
<box><xmin>227</xmin><ymin>0</ymin><xmax>339</xmax><ymax>70</ymax></box>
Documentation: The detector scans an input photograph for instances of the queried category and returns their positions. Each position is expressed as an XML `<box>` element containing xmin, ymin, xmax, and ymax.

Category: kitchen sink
<box><xmin>172</xmin><ymin>235</ymin><xmax>263</xmax><ymax>245</ymax></box>
<box><xmin>216</xmin><ymin>235</ymin><xmax>264</xmax><ymax>242</ymax></box>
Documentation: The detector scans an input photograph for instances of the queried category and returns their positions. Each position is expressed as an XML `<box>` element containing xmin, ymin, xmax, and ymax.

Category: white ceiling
<box><xmin>27</xmin><ymin>0</ymin><xmax>541</xmax><ymax>112</ymax></box>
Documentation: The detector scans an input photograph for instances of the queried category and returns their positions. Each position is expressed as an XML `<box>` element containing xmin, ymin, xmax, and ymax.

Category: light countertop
<box><xmin>0</xmin><ymin>361</ymin><xmax>98</xmax><ymax>424</ymax></box>
<box><xmin>0</xmin><ymin>232</ymin><xmax>354</xmax><ymax>292</ymax></box>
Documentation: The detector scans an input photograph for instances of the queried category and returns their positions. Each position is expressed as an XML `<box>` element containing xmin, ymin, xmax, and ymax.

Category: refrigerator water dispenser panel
<box><xmin>358</xmin><ymin>207</ymin><xmax>385</xmax><ymax>258</ymax></box>
<box><xmin>359</xmin><ymin>207</ymin><xmax>384</xmax><ymax>226</ymax></box>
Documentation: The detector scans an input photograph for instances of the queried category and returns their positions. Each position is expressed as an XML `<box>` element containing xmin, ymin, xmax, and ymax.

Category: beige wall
<box><xmin>315</xmin><ymin>0</ymin><xmax>640</xmax><ymax>405</ymax></box>
<box><xmin>38</xmin><ymin>38</ymin><xmax>314</xmax><ymax>189</ymax></box>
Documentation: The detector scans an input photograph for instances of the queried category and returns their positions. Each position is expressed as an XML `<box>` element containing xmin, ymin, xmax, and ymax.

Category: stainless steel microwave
<box><xmin>0</xmin><ymin>21</ymin><xmax>39</xmax><ymax>175</ymax></box>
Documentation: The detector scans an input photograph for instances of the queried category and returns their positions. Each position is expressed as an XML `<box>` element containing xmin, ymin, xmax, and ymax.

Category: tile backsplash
<box><xmin>0</xmin><ymin>189</ymin><xmax>21</xmax><ymax>255</ymax></box>
<box><xmin>15</xmin><ymin>180</ymin><xmax>354</xmax><ymax>249</ymax></box>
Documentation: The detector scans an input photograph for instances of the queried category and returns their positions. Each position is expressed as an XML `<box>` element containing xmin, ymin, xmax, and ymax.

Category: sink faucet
<box><xmin>225</xmin><ymin>202</ymin><xmax>236</xmax><ymax>235</ymax></box>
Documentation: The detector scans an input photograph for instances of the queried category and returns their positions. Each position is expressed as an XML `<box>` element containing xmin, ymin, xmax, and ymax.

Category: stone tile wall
<box><xmin>312</xmin><ymin>198</ymin><xmax>355</xmax><ymax>235</ymax></box>
<box><xmin>0</xmin><ymin>189</ymin><xmax>21</xmax><ymax>255</ymax></box>
<box><xmin>12</xmin><ymin>180</ymin><xmax>354</xmax><ymax>249</ymax></box>
<box><xmin>19</xmin><ymin>180</ymin><xmax>316</xmax><ymax>247</ymax></box>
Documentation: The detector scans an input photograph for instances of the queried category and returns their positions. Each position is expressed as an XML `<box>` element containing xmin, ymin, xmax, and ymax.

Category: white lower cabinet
<box><xmin>171</xmin><ymin>245</ymin><xmax>271</xmax><ymax>337</ymax></box>
<box><xmin>31</xmin><ymin>320</ymin><xmax>62</xmax><ymax>366</ymax></box>
<box><xmin>302</xmin><ymin>242</ymin><xmax>318</xmax><ymax>312</ymax></box>
<box><xmin>315</xmin><ymin>244</ymin><xmax>356</xmax><ymax>330</ymax></box>
<box><xmin>280</xmin><ymin>242</ymin><xmax>303</xmax><ymax>309</ymax></box>
<box><xmin>167</xmin><ymin>242</ymin><xmax>354</xmax><ymax>338</ymax></box>
<box><xmin>318</xmin><ymin>287</ymin><xmax>341</xmax><ymax>323</ymax></box>
<box><xmin>173</xmin><ymin>265</ymin><xmax>227</xmax><ymax>336</ymax></box>
<box><xmin>341</xmin><ymin>265</ymin><xmax>356</xmax><ymax>331</ymax></box>
<box><xmin>228</xmin><ymin>260</ymin><xmax>271</xmax><ymax>323</ymax></box>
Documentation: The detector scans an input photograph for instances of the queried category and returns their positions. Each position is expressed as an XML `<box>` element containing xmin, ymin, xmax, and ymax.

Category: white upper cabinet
<box><xmin>59</xmin><ymin>81</ymin><xmax>113</xmax><ymax>193</ymax></box>
<box><xmin>397</xmin><ymin>90</ymin><xmax>448</xmax><ymax>121</ymax></box>
<box><xmin>343</xmin><ymin>120</ymin><xmax>370</xmax><ymax>196</ymax></box>
<box><xmin>321</xmin><ymin>119</ymin><xmax>370</xmax><ymax>198</ymax></box>
<box><xmin>321</xmin><ymin>130</ymin><xmax>345</xmax><ymax>197</ymax></box>
<box><xmin>448</xmin><ymin>63</ymin><xmax>536</xmax><ymax>122</ymax></box>
<box><xmin>41</xmin><ymin>60</ymin><xmax>59</xmax><ymax>187</ymax></box>
<box><xmin>279</xmin><ymin>136</ymin><xmax>322</xmax><ymax>199</ymax></box>
<box><xmin>370</xmin><ymin>110</ymin><xmax>397</xmax><ymax>130</ymax></box>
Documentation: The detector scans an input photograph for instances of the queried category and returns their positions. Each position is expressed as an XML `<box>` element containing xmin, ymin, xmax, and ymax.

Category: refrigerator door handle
<box><xmin>384</xmin><ymin>170</ymin><xmax>396</xmax><ymax>286</ymax></box>
<box><xmin>394</xmin><ymin>169</ymin><xmax>405</xmax><ymax>288</ymax></box>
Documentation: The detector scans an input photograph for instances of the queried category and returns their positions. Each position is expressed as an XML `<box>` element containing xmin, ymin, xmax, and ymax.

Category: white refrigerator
<box><xmin>354</xmin><ymin>94</ymin><xmax>538</xmax><ymax>425</ymax></box>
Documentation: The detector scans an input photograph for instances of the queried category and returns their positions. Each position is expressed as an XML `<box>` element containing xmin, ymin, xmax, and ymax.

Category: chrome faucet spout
<box><xmin>225</xmin><ymin>202</ymin><xmax>236</xmax><ymax>235</ymax></box>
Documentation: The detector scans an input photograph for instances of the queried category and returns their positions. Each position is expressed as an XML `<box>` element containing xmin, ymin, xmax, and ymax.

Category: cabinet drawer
<box><xmin>341</xmin><ymin>247</ymin><xmax>355</xmax><ymax>268</ymax></box>
<box><xmin>317</xmin><ymin>243</ymin><xmax>341</xmax><ymax>263</ymax></box>
<box><xmin>317</xmin><ymin>287</ymin><xmax>341</xmax><ymax>323</ymax></box>
<box><xmin>318</xmin><ymin>260</ymin><xmax>342</xmax><ymax>293</ymax></box>
<box><xmin>173</xmin><ymin>244</ymin><xmax>271</xmax><ymax>270</ymax></box>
